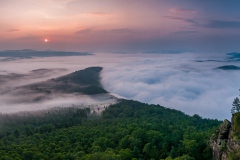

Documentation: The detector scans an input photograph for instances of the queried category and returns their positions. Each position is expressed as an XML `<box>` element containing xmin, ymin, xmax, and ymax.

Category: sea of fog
<box><xmin>0</xmin><ymin>52</ymin><xmax>239</xmax><ymax>120</ymax></box>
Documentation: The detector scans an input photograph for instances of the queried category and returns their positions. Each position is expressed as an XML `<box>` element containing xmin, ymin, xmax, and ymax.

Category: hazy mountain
<box><xmin>216</xmin><ymin>65</ymin><xmax>240</xmax><ymax>70</ymax></box>
<box><xmin>25</xmin><ymin>66</ymin><xmax>108</xmax><ymax>96</ymax></box>
<box><xmin>3</xmin><ymin>67</ymin><xmax>113</xmax><ymax>104</ymax></box>
<box><xmin>0</xmin><ymin>49</ymin><xmax>92</xmax><ymax>57</ymax></box>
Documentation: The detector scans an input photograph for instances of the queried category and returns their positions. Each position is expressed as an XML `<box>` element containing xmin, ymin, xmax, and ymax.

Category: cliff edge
<box><xmin>210</xmin><ymin>114</ymin><xmax>240</xmax><ymax>160</ymax></box>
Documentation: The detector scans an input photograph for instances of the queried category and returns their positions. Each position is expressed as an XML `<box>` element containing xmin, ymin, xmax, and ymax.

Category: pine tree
<box><xmin>232</xmin><ymin>97</ymin><xmax>240</xmax><ymax>114</ymax></box>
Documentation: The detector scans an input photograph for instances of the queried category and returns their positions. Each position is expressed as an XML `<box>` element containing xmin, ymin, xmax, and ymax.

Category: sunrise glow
<box><xmin>0</xmin><ymin>1</ymin><xmax>239</xmax><ymax>52</ymax></box>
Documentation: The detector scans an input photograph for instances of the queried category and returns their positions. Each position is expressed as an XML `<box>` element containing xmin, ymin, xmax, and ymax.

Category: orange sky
<box><xmin>1</xmin><ymin>0</ymin><xmax>240</xmax><ymax>53</ymax></box>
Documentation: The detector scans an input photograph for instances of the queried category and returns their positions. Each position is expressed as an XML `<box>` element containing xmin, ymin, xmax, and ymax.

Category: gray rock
<box><xmin>209</xmin><ymin>116</ymin><xmax>240</xmax><ymax>160</ymax></box>
<box><xmin>218</xmin><ymin>119</ymin><xmax>231</xmax><ymax>140</ymax></box>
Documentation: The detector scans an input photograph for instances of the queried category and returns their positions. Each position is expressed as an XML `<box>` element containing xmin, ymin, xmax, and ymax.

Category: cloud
<box><xmin>75</xmin><ymin>27</ymin><xmax>94</xmax><ymax>34</ymax></box>
<box><xmin>75</xmin><ymin>27</ymin><xmax>133</xmax><ymax>35</ymax></box>
<box><xmin>179</xmin><ymin>19</ymin><xmax>240</xmax><ymax>29</ymax></box>
<box><xmin>199</xmin><ymin>20</ymin><xmax>240</xmax><ymax>29</ymax></box>
<box><xmin>166</xmin><ymin>7</ymin><xmax>197</xmax><ymax>22</ymax></box>
<box><xmin>0</xmin><ymin>62</ymin><xmax>117</xmax><ymax>113</ymax></box>
<box><xmin>0</xmin><ymin>68</ymin><xmax>68</xmax><ymax>88</ymax></box>
<box><xmin>7</xmin><ymin>29</ymin><xmax>20</xmax><ymax>32</ymax></box>
<box><xmin>169</xmin><ymin>8</ymin><xmax>198</xmax><ymax>15</ymax></box>
<box><xmin>0</xmin><ymin>94</ymin><xmax>116</xmax><ymax>113</ymax></box>
<box><xmin>106</xmin><ymin>28</ymin><xmax>133</xmax><ymax>34</ymax></box>
<box><xmin>166</xmin><ymin>14</ymin><xmax>240</xmax><ymax>29</ymax></box>
<box><xmin>89</xmin><ymin>12</ymin><xmax>109</xmax><ymax>16</ymax></box>
<box><xmin>100</xmin><ymin>53</ymin><xmax>239</xmax><ymax>120</ymax></box>
<box><xmin>0</xmin><ymin>53</ymin><xmax>239</xmax><ymax>120</ymax></box>
<box><xmin>166</xmin><ymin>7</ymin><xmax>240</xmax><ymax>29</ymax></box>
<box><xmin>143</xmin><ymin>49</ymin><xmax>193</xmax><ymax>54</ymax></box>
<box><xmin>18</xmin><ymin>35</ymin><xmax>40</xmax><ymax>40</ymax></box>
<box><xmin>173</xmin><ymin>30</ymin><xmax>200</xmax><ymax>35</ymax></box>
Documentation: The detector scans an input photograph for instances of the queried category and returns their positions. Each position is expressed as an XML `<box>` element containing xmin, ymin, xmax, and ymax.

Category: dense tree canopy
<box><xmin>0</xmin><ymin>99</ymin><xmax>220</xmax><ymax>160</ymax></box>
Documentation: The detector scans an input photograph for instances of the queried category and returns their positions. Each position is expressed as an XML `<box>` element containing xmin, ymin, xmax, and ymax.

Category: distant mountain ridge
<box><xmin>216</xmin><ymin>65</ymin><xmax>240</xmax><ymax>70</ymax></box>
<box><xmin>0</xmin><ymin>49</ymin><xmax>92</xmax><ymax>57</ymax></box>
<box><xmin>25</xmin><ymin>67</ymin><xmax>108</xmax><ymax>96</ymax></box>
<box><xmin>54</xmin><ymin>67</ymin><xmax>103</xmax><ymax>86</ymax></box>
<box><xmin>5</xmin><ymin>67</ymin><xmax>110</xmax><ymax>103</ymax></box>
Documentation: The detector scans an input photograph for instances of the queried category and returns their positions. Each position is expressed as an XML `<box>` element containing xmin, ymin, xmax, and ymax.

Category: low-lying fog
<box><xmin>0</xmin><ymin>52</ymin><xmax>239</xmax><ymax>120</ymax></box>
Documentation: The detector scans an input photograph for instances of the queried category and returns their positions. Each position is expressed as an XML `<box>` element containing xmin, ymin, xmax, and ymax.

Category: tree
<box><xmin>118</xmin><ymin>148</ymin><xmax>133</xmax><ymax>160</ymax></box>
<box><xmin>231</xmin><ymin>97</ymin><xmax>240</xmax><ymax>114</ymax></box>
<box><xmin>13</xmin><ymin>129</ymin><xmax>19</xmax><ymax>138</ymax></box>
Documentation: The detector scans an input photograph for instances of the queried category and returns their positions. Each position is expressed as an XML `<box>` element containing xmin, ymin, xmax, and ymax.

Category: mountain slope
<box><xmin>27</xmin><ymin>66</ymin><xmax>108</xmax><ymax>95</ymax></box>
<box><xmin>4</xmin><ymin>67</ymin><xmax>110</xmax><ymax>103</ymax></box>
<box><xmin>0</xmin><ymin>99</ymin><xmax>220</xmax><ymax>160</ymax></box>
<box><xmin>210</xmin><ymin>113</ymin><xmax>240</xmax><ymax>160</ymax></box>
<box><xmin>0</xmin><ymin>66</ymin><xmax>221</xmax><ymax>159</ymax></box>
<box><xmin>54</xmin><ymin>66</ymin><xmax>103</xmax><ymax>86</ymax></box>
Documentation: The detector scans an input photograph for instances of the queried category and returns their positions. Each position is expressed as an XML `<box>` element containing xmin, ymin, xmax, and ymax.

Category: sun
<box><xmin>44</xmin><ymin>38</ymin><xmax>48</xmax><ymax>42</ymax></box>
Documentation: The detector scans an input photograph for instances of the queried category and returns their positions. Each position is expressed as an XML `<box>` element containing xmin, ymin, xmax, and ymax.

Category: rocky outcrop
<box><xmin>210</xmin><ymin>119</ymin><xmax>231</xmax><ymax>160</ymax></box>
<box><xmin>210</xmin><ymin>117</ymin><xmax>240</xmax><ymax>160</ymax></box>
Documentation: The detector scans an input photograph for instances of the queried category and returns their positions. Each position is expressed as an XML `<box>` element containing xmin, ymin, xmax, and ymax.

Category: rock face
<box><xmin>210</xmin><ymin>117</ymin><xmax>240</xmax><ymax>160</ymax></box>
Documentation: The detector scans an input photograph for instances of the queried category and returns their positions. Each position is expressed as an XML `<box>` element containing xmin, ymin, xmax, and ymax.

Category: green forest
<box><xmin>0</xmin><ymin>99</ymin><xmax>220</xmax><ymax>160</ymax></box>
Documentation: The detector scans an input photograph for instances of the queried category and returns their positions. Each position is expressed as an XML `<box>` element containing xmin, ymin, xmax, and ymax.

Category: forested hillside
<box><xmin>26</xmin><ymin>66</ymin><xmax>108</xmax><ymax>96</ymax></box>
<box><xmin>0</xmin><ymin>100</ymin><xmax>220</xmax><ymax>160</ymax></box>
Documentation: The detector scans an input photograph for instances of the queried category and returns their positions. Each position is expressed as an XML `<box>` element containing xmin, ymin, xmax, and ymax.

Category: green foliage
<box><xmin>164</xmin><ymin>155</ymin><xmax>195</xmax><ymax>160</ymax></box>
<box><xmin>80</xmin><ymin>85</ymin><xmax>108</xmax><ymax>95</ymax></box>
<box><xmin>55</xmin><ymin>67</ymin><xmax>103</xmax><ymax>86</ymax></box>
<box><xmin>29</xmin><ymin>67</ymin><xmax>108</xmax><ymax>95</ymax></box>
<box><xmin>0</xmin><ymin>100</ymin><xmax>220</xmax><ymax>160</ymax></box>
<box><xmin>54</xmin><ymin>66</ymin><xmax>108</xmax><ymax>94</ymax></box>
<box><xmin>232</xmin><ymin>97</ymin><xmax>240</xmax><ymax>114</ymax></box>
<box><xmin>228</xmin><ymin>152</ymin><xmax>237</xmax><ymax>160</ymax></box>
<box><xmin>233</xmin><ymin>112</ymin><xmax>240</xmax><ymax>132</ymax></box>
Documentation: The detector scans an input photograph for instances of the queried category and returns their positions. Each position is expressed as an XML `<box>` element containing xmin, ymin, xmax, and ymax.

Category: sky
<box><xmin>1</xmin><ymin>0</ymin><xmax>240</xmax><ymax>120</ymax></box>
<box><xmin>1</xmin><ymin>0</ymin><xmax>240</xmax><ymax>53</ymax></box>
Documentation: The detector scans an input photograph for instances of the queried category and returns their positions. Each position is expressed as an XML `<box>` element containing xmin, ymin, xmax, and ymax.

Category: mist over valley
<box><xmin>0</xmin><ymin>50</ymin><xmax>239</xmax><ymax>119</ymax></box>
